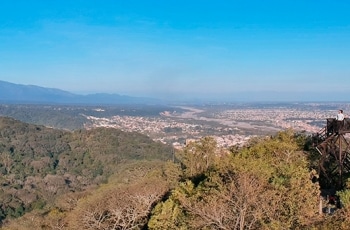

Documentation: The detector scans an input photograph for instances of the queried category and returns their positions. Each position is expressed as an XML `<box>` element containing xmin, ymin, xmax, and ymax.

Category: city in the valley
<box><xmin>82</xmin><ymin>102</ymin><xmax>350</xmax><ymax>149</ymax></box>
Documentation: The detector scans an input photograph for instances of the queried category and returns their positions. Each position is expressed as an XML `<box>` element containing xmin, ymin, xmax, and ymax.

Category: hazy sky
<box><xmin>1</xmin><ymin>1</ymin><xmax>349</xmax><ymax>101</ymax></box>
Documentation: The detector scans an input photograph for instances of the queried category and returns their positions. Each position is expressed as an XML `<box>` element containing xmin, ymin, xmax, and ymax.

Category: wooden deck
<box><xmin>326</xmin><ymin>118</ymin><xmax>350</xmax><ymax>136</ymax></box>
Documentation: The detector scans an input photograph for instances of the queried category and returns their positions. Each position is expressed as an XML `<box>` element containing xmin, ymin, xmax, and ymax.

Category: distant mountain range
<box><xmin>0</xmin><ymin>80</ymin><xmax>161</xmax><ymax>105</ymax></box>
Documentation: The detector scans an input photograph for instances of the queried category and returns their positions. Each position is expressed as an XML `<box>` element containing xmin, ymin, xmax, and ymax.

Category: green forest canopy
<box><xmin>2</xmin><ymin>117</ymin><xmax>350</xmax><ymax>229</ymax></box>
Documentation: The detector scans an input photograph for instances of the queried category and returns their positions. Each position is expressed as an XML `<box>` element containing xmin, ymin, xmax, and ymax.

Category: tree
<box><xmin>148</xmin><ymin>197</ymin><xmax>187</xmax><ymax>230</ymax></box>
<box><xmin>151</xmin><ymin>130</ymin><xmax>321</xmax><ymax>229</ymax></box>
<box><xmin>177</xmin><ymin>136</ymin><xmax>217</xmax><ymax>178</ymax></box>
<box><xmin>0</xmin><ymin>152</ymin><xmax>13</xmax><ymax>174</ymax></box>
<box><xmin>67</xmin><ymin>176</ymin><xmax>168</xmax><ymax>229</ymax></box>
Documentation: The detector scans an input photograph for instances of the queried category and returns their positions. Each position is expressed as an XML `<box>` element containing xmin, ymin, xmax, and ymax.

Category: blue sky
<box><xmin>1</xmin><ymin>1</ymin><xmax>350</xmax><ymax>101</ymax></box>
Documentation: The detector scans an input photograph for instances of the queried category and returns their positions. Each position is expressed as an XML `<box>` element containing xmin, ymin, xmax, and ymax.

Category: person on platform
<box><xmin>335</xmin><ymin>110</ymin><xmax>344</xmax><ymax>133</ymax></box>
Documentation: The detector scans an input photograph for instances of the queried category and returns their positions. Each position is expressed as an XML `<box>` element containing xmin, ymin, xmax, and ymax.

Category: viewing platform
<box><xmin>318</xmin><ymin>118</ymin><xmax>350</xmax><ymax>139</ymax></box>
<box><xmin>313</xmin><ymin>118</ymin><xmax>350</xmax><ymax>190</ymax></box>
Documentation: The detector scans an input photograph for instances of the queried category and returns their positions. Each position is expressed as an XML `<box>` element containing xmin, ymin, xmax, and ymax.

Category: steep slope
<box><xmin>0</xmin><ymin>116</ymin><xmax>173</xmax><ymax>222</ymax></box>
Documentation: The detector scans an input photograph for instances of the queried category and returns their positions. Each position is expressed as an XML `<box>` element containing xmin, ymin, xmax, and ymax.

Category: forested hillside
<box><xmin>0</xmin><ymin>116</ymin><xmax>173</xmax><ymax>225</ymax></box>
<box><xmin>0</xmin><ymin>104</ymin><xmax>177</xmax><ymax>130</ymax></box>
<box><xmin>3</xmin><ymin>118</ymin><xmax>350</xmax><ymax>229</ymax></box>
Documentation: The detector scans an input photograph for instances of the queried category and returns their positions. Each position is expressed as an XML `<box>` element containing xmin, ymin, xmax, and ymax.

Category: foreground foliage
<box><xmin>149</xmin><ymin>130</ymin><xmax>321</xmax><ymax>230</ymax></box>
<box><xmin>4</xmin><ymin>118</ymin><xmax>350</xmax><ymax>229</ymax></box>
<box><xmin>0</xmin><ymin>117</ymin><xmax>172</xmax><ymax>224</ymax></box>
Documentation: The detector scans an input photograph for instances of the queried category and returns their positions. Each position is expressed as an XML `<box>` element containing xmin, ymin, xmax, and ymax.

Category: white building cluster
<box><xmin>84</xmin><ymin>106</ymin><xmax>338</xmax><ymax>149</ymax></box>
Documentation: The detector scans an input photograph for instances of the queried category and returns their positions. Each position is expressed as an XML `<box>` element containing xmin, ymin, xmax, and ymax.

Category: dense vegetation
<box><xmin>2</xmin><ymin>116</ymin><xmax>350</xmax><ymax>229</ymax></box>
<box><xmin>0</xmin><ymin>116</ymin><xmax>173</xmax><ymax>226</ymax></box>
